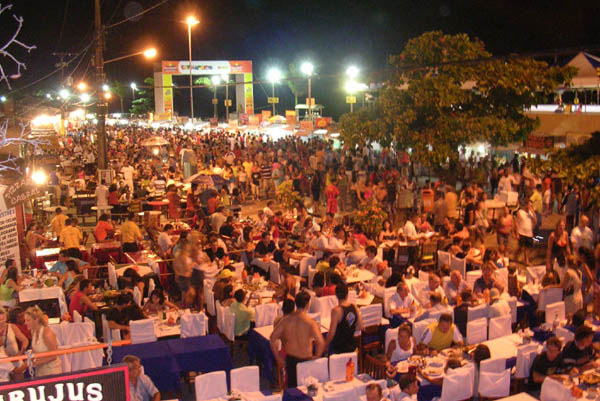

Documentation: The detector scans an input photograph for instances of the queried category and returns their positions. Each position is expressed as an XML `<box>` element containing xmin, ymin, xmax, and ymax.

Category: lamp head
<box><xmin>301</xmin><ymin>62</ymin><xmax>314</xmax><ymax>76</ymax></box>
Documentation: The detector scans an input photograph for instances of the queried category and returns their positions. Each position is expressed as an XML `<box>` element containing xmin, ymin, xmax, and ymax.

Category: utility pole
<box><xmin>94</xmin><ymin>0</ymin><xmax>107</xmax><ymax>170</ymax></box>
<box><xmin>52</xmin><ymin>52</ymin><xmax>77</xmax><ymax>85</ymax></box>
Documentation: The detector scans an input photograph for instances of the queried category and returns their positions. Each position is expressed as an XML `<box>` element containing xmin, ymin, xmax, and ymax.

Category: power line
<box><xmin>105</xmin><ymin>0</ymin><xmax>170</xmax><ymax>30</ymax></box>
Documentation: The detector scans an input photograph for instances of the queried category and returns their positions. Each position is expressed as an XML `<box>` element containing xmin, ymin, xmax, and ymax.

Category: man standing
<box><xmin>571</xmin><ymin>215</ymin><xmax>594</xmax><ymax>252</ymax></box>
<box><xmin>270</xmin><ymin>291</ymin><xmax>325</xmax><ymax>387</ymax></box>
<box><xmin>530</xmin><ymin>184</ymin><xmax>543</xmax><ymax>235</ymax></box>
<box><xmin>95</xmin><ymin>180</ymin><xmax>109</xmax><ymax>207</ymax></box>
<box><xmin>324</xmin><ymin>283</ymin><xmax>363</xmax><ymax>354</ymax></box>
<box><xmin>122</xmin><ymin>355</ymin><xmax>160</xmax><ymax>401</ymax></box>
<box><xmin>121</xmin><ymin>212</ymin><xmax>143</xmax><ymax>253</ymax></box>
<box><xmin>49</xmin><ymin>207</ymin><xmax>68</xmax><ymax>237</ymax></box>
<box><xmin>59</xmin><ymin>218</ymin><xmax>83</xmax><ymax>258</ymax></box>
<box><xmin>514</xmin><ymin>199</ymin><xmax>537</xmax><ymax>266</ymax></box>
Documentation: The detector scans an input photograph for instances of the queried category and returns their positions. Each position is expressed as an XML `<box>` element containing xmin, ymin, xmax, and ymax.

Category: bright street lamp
<box><xmin>102</xmin><ymin>84</ymin><xmax>109</xmax><ymax>92</ymax></box>
<box><xmin>346</xmin><ymin>66</ymin><xmax>359</xmax><ymax>79</ymax></box>
<box><xmin>103</xmin><ymin>47</ymin><xmax>157</xmax><ymax>64</ymax></box>
<box><xmin>130</xmin><ymin>82</ymin><xmax>137</xmax><ymax>103</ymax></box>
<box><xmin>0</xmin><ymin>96</ymin><xmax>6</xmax><ymax>102</ymax></box>
<box><xmin>143</xmin><ymin>48</ymin><xmax>157</xmax><ymax>59</ymax></box>
<box><xmin>267</xmin><ymin>68</ymin><xmax>282</xmax><ymax>115</ymax></box>
<box><xmin>59</xmin><ymin>89</ymin><xmax>70</xmax><ymax>99</ymax></box>
<box><xmin>80</xmin><ymin>93</ymin><xmax>90</xmax><ymax>102</ymax></box>
<box><xmin>186</xmin><ymin>15</ymin><xmax>199</xmax><ymax>121</ymax></box>
<box><xmin>77</xmin><ymin>82</ymin><xmax>88</xmax><ymax>91</ymax></box>
<box><xmin>211</xmin><ymin>75</ymin><xmax>220</xmax><ymax>119</ymax></box>
<box><xmin>301</xmin><ymin>62</ymin><xmax>314</xmax><ymax>120</ymax></box>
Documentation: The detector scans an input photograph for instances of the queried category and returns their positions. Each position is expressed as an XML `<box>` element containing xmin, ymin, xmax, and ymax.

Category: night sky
<box><xmin>4</xmin><ymin>0</ymin><xmax>600</xmax><ymax>119</ymax></box>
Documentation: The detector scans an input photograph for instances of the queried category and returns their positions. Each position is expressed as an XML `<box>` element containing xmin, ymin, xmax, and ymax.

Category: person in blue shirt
<box><xmin>122</xmin><ymin>355</ymin><xmax>160</xmax><ymax>401</ymax></box>
<box><xmin>49</xmin><ymin>250</ymin><xmax>88</xmax><ymax>277</ymax></box>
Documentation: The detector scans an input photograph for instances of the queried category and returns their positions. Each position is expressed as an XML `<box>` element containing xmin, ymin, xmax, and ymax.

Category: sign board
<box><xmin>3</xmin><ymin>177</ymin><xmax>40</xmax><ymax>209</ymax></box>
<box><xmin>209</xmin><ymin>118</ymin><xmax>218</xmax><ymax>127</ymax></box>
<box><xmin>224</xmin><ymin>99</ymin><xmax>232</xmax><ymax>107</ymax></box>
<box><xmin>267</xmin><ymin>97</ymin><xmax>279</xmax><ymax>104</ymax></box>
<box><xmin>261</xmin><ymin>110</ymin><xmax>272</xmax><ymax>121</ymax></box>
<box><xmin>239</xmin><ymin>113</ymin><xmax>249</xmax><ymax>125</ymax></box>
<box><xmin>248</xmin><ymin>115</ymin><xmax>260</xmax><ymax>126</ymax></box>
<box><xmin>300</xmin><ymin>120</ymin><xmax>314</xmax><ymax>131</ymax></box>
<box><xmin>0</xmin><ymin>364</ymin><xmax>129</xmax><ymax>401</ymax></box>
<box><xmin>0</xmin><ymin>207</ymin><xmax>20</xmax><ymax>271</ymax></box>
<box><xmin>525</xmin><ymin>135</ymin><xmax>554</xmax><ymax>149</ymax></box>
<box><xmin>315</xmin><ymin>117</ymin><xmax>332</xmax><ymax>128</ymax></box>
<box><xmin>211</xmin><ymin>98</ymin><xmax>218</xmax><ymax>105</ymax></box>
<box><xmin>228</xmin><ymin>119</ymin><xmax>238</xmax><ymax>127</ymax></box>
<box><xmin>346</xmin><ymin>96</ymin><xmax>357</xmax><ymax>104</ymax></box>
<box><xmin>306</xmin><ymin>97</ymin><xmax>315</xmax><ymax>106</ymax></box>
<box><xmin>285</xmin><ymin>110</ymin><xmax>296</xmax><ymax>125</ymax></box>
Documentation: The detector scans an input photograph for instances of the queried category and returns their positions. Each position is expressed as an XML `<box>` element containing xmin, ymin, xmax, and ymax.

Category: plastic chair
<box><xmin>508</xmin><ymin>296</ymin><xmax>518</xmax><ymax>324</ymax></box>
<box><xmin>410</xmin><ymin>281</ymin><xmax>429</xmax><ymax>307</ymax></box>
<box><xmin>296</xmin><ymin>357</ymin><xmax>329</xmax><ymax>385</ymax></box>
<box><xmin>147</xmin><ymin>278</ymin><xmax>156</xmax><ymax>297</ymax></box>
<box><xmin>204</xmin><ymin>286</ymin><xmax>216</xmax><ymax>317</ymax></box>
<box><xmin>194</xmin><ymin>370</ymin><xmax>227</xmax><ymax>400</ymax></box>
<box><xmin>450</xmin><ymin>255</ymin><xmax>466</xmax><ymax>278</ymax></box>
<box><xmin>538</xmin><ymin>287</ymin><xmax>563</xmax><ymax>312</ymax></box>
<box><xmin>465</xmin><ymin>270</ymin><xmax>482</xmax><ymax>288</ymax></box>
<box><xmin>329</xmin><ymin>351</ymin><xmax>358</xmax><ymax>381</ymax></box>
<box><xmin>232</xmin><ymin>262</ymin><xmax>245</xmax><ymax>281</ymax></box>
<box><xmin>545</xmin><ymin>301</ymin><xmax>566</xmax><ymax>324</ymax></box>
<box><xmin>129</xmin><ymin>319</ymin><xmax>157</xmax><ymax>344</ymax></box>
<box><xmin>540</xmin><ymin>377</ymin><xmax>576</xmax><ymax>401</ymax></box>
<box><xmin>466</xmin><ymin>318</ymin><xmax>487</xmax><ymax>345</ymax></box>
<box><xmin>440</xmin><ymin>367</ymin><xmax>474</xmax><ymax>401</ymax></box>
<box><xmin>526</xmin><ymin>265</ymin><xmax>546</xmax><ymax>285</ymax></box>
<box><xmin>467</xmin><ymin>304</ymin><xmax>489</xmax><ymax>321</ymax></box>
<box><xmin>418</xmin><ymin>270</ymin><xmax>429</xmax><ymax>282</ymax></box>
<box><xmin>313</xmin><ymin>295</ymin><xmax>338</xmax><ymax>319</ymax></box>
<box><xmin>222</xmin><ymin>309</ymin><xmax>236</xmax><ymax>342</ymax></box>
<box><xmin>437</xmin><ymin>250</ymin><xmax>451</xmax><ymax>270</ymax></box>
<box><xmin>230</xmin><ymin>365</ymin><xmax>260</xmax><ymax>392</ymax></box>
<box><xmin>478</xmin><ymin>369</ymin><xmax>510</xmax><ymax>398</ymax></box>
<box><xmin>72</xmin><ymin>310</ymin><xmax>82</xmax><ymax>323</ymax></box>
<box><xmin>556</xmin><ymin>326</ymin><xmax>574</xmax><ymax>342</ymax></box>
<box><xmin>101</xmin><ymin>314</ymin><xmax>121</xmax><ymax>342</ymax></box>
<box><xmin>255</xmin><ymin>303</ymin><xmax>279</xmax><ymax>328</ymax></box>
<box><xmin>515</xmin><ymin>343</ymin><xmax>541</xmax><ymax>379</ymax></box>
<box><xmin>413</xmin><ymin>318</ymin><xmax>435</xmax><ymax>345</ymax></box>
<box><xmin>299</xmin><ymin>256</ymin><xmax>316</xmax><ymax>277</ymax></box>
<box><xmin>480</xmin><ymin>357</ymin><xmax>506</xmax><ymax>373</ymax></box>
<box><xmin>269</xmin><ymin>261</ymin><xmax>282</xmax><ymax>284</ymax></box>
<box><xmin>180</xmin><ymin>312</ymin><xmax>207</xmax><ymax>337</ymax></box>
<box><xmin>382</xmin><ymin>287</ymin><xmax>396</xmax><ymax>318</ymax></box>
<box><xmin>133</xmin><ymin>286</ymin><xmax>142</xmax><ymax>307</ymax></box>
<box><xmin>488</xmin><ymin>314</ymin><xmax>512</xmax><ymax>340</ymax></box>
<box><xmin>360</xmin><ymin>304</ymin><xmax>383</xmax><ymax>328</ymax></box>
<box><xmin>107</xmin><ymin>262</ymin><xmax>118</xmax><ymax>289</ymax></box>
<box><xmin>384</xmin><ymin>327</ymin><xmax>399</xmax><ymax>354</ymax></box>
<box><xmin>495</xmin><ymin>268</ymin><xmax>508</xmax><ymax>290</ymax></box>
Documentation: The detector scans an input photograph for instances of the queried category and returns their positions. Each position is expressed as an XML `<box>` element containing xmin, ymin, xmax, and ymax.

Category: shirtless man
<box><xmin>270</xmin><ymin>291</ymin><xmax>325</xmax><ymax>387</ymax></box>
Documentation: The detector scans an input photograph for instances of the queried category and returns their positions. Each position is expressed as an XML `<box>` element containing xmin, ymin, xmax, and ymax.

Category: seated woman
<box><xmin>0</xmin><ymin>267</ymin><xmax>21</xmax><ymax>308</ymax></box>
<box><xmin>94</xmin><ymin>214</ymin><xmax>114</xmax><ymax>242</ymax></box>
<box><xmin>118</xmin><ymin>267</ymin><xmax>146</xmax><ymax>297</ymax></box>
<box><xmin>143</xmin><ymin>289</ymin><xmax>178</xmax><ymax>316</ymax></box>
<box><xmin>0</xmin><ymin>306</ymin><xmax>29</xmax><ymax>380</ymax></box>
<box><xmin>386</xmin><ymin>323</ymin><xmax>415</xmax><ymax>364</ymax></box>
<box><xmin>59</xmin><ymin>260</ymin><xmax>83</xmax><ymax>295</ymax></box>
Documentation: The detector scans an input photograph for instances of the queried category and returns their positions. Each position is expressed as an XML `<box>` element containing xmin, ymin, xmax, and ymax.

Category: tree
<box><xmin>339</xmin><ymin>31</ymin><xmax>576</xmax><ymax>170</ymax></box>
<box><xmin>287</xmin><ymin>63</ymin><xmax>306</xmax><ymax>106</ymax></box>
<box><xmin>129</xmin><ymin>77</ymin><xmax>154</xmax><ymax>116</ymax></box>
<box><xmin>111</xmin><ymin>81</ymin><xmax>128</xmax><ymax>113</ymax></box>
<box><xmin>0</xmin><ymin>4</ymin><xmax>35</xmax><ymax>89</ymax></box>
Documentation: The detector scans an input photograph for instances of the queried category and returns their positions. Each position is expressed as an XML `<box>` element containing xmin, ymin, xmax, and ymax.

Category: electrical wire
<box><xmin>106</xmin><ymin>0</ymin><xmax>170</xmax><ymax>30</ymax></box>
<box><xmin>55</xmin><ymin>0</ymin><xmax>70</xmax><ymax>52</ymax></box>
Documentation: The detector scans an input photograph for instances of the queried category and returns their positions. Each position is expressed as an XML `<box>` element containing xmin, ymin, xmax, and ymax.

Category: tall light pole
<box><xmin>267</xmin><ymin>67</ymin><xmax>282</xmax><ymax>116</ymax></box>
<box><xmin>186</xmin><ymin>16</ymin><xmax>199</xmax><ymax>121</ymax></box>
<box><xmin>94</xmin><ymin>0</ymin><xmax>107</xmax><ymax>169</ymax></box>
<box><xmin>130</xmin><ymin>82</ymin><xmax>137</xmax><ymax>102</ymax></box>
<box><xmin>345</xmin><ymin>66</ymin><xmax>360</xmax><ymax>113</ymax></box>
<box><xmin>211</xmin><ymin>75</ymin><xmax>220</xmax><ymax>119</ymax></box>
<box><xmin>221</xmin><ymin>74</ymin><xmax>230</xmax><ymax>121</ymax></box>
<box><xmin>301</xmin><ymin>62</ymin><xmax>314</xmax><ymax>120</ymax></box>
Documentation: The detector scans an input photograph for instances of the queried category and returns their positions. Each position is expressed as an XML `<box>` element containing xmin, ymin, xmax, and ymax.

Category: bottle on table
<box><xmin>346</xmin><ymin>358</ymin><xmax>354</xmax><ymax>382</ymax></box>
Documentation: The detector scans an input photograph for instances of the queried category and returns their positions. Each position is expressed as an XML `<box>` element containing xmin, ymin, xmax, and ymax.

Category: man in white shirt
<box><xmin>488</xmin><ymin>288</ymin><xmax>511</xmax><ymax>318</ymax></box>
<box><xmin>209</xmin><ymin>206</ymin><xmax>227</xmax><ymax>233</ymax></box>
<box><xmin>390</xmin><ymin>375</ymin><xmax>419</xmax><ymax>401</ymax></box>
<box><xmin>571</xmin><ymin>215</ymin><xmax>594</xmax><ymax>251</ymax></box>
<box><xmin>445</xmin><ymin>270</ymin><xmax>469</xmax><ymax>305</ymax></box>
<box><xmin>514</xmin><ymin>200</ymin><xmax>537</xmax><ymax>266</ymax></box>
<box><xmin>403</xmin><ymin>214</ymin><xmax>420</xmax><ymax>265</ymax></box>
<box><xmin>425</xmin><ymin>273</ymin><xmax>446</xmax><ymax>301</ymax></box>
<box><xmin>121</xmin><ymin>163</ymin><xmax>135</xmax><ymax>191</ymax></box>
<box><xmin>95</xmin><ymin>182</ymin><xmax>109</xmax><ymax>206</ymax></box>
<box><xmin>263</xmin><ymin>200</ymin><xmax>275</xmax><ymax>218</ymax></box>
<box><xmin>415</xmin><ymin>293</ymin><xmax>452</xmax><ymax>322</ymax></box>
<box><xmin>497</xmin><ymin>169</ymin><xmax>512</xmax><ymax>193</ymax></box>
<box><xmin>309</xmin><ymin>229</ymin><xmax>329</xmax><ymax>260</ymax></box>
<box><xmin>388</xmin><ymin>282</ymin><xmax>417</xmax><ymax>318</ymax></box>
<box><xmin>359</xmin><ymin>246</ymin><xmax>383</xmax><ymax>275</ymax></box>
<box><xmin>157</xmin><ymin>224</ymin><xmax>173</xmax><ymax>256</ymax></box>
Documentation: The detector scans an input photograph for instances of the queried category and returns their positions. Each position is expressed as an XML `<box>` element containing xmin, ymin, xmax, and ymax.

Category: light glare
<box><xmin>267</xmin><ymin>68</ymin><xmax>282</xmax><ymax>83</ymax></box>
<box><xmin>301</xmin><ymin>62</ymin><xmax>314</xmax><ymax>76</ymax></box>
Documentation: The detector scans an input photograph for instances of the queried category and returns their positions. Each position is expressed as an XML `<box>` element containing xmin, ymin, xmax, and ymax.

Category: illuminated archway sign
<box><xmin>154</xmin><ymin>60</ymin><xmax>254</xmax><ymax>120</ymax></box>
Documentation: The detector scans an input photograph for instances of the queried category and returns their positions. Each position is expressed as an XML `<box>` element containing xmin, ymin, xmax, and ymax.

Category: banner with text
<box><xmin>3</xmin><ymin>177</ymin><xmax>40</xmax><ymax>209</ymax></box>
<box><xmin>0</xmin><ymin>208</ymin><xmax>20</xmax><ymax>271</ymax></box>
<box><xmin>0</xmin><ymin>364</ymin><xmax>129</xmax><ymax>401</ymax></box>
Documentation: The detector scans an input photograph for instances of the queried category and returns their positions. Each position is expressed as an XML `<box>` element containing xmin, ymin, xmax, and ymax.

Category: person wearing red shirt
<box><xmin>94</xmin><ymin>214</ymin><xmax>114</xmax><ymax>242</ymax></box>
<box><xmin>69</xmin><ymin>279</ymin><xmax>98</xmax><ymax>319</ymax></box>
<box><xmin>166</xmin><ymin>185</ymin><xmax>180</xmax><ymax>219</ymax></box>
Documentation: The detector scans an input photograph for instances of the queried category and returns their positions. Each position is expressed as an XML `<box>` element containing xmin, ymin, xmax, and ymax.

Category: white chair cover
<box><xmin>322</xmin><ymin>387</ymin><xmax>360</xmax><ymax>401</ymax></box>
<box><xmin>148</xmin><ymin>259</ymin><xmax>159</xmax><ymax>276</ymax></box>
<box><xmin>300</xmin><ymin>256</ymin><xmax>316</xmax><ymax>277</ymax></box>
<box><xmin>195</xmin><ymin>370</ymin><xmax>228</xmax><ymax>400</ymax></box>
<box><xmin>382</xmin><ymin>287</ymin><xmax>396</xmax><ymax>318</ymax></box>
<box><xmin>489</xmin><ymin>315</ymin><xmax>512</xmax><ymax>340</ymax></box>
<box><xmin>308</xmin><ymin>268</ymin><xmax>317</xmax><ymax>290</ymax></box>
<box><xmin>360</xmin><ymin>304</ymin><xmax>382</xmax><ymax>328</ymax></box>
<box><xmin>413</xmin><ymin>318</ymin><xmax>435</xmax><ymax>345</ymax></box>
<box><xmin>555</xmin><ymin>326</ymin><xmax>574</xmax><ymax>342</ymax></box>
<box><xmin>540</xmin><ymin>377</ymin><xmax>575</xmax><ymax>401</ymax></box>
<box><xmin>215</xmin><ymin>301</ymin><xmax>226</xmax><ymax>334</ymax></box>
<box><xmin>60</xmin><ymin>321</ymin><xmax>102</xmax><ymax>372</ymax></box>
<box><xmin>385</xmin><ymin>327</ymin><xmax>399</xmax><ymax>353</ymax></box>
<box><xmin>495</xmin><ymin>268</ymin><xmax>508</xmax><ymax>291</ymax></box>
<box><xmin>72</xmin><ymin>310</ymin><xmax>82</xmax><ymax>323</ymax></box>
<box><xmin>101</xmin><ymin>314</ymin><xmax>121</xmax><ymax>343</ymax></box>
<box><xmin>297</xmin><ymin>357</ymin><xmax>329</xmax><ymax>385</ymax></box>
<box><xmin>204</xmin><ymin>286</ymin><xmax>216</xmax><ymax>317</ymax></box>
<box><xmin>269</xmin><ymin>261</ymin><xmax>282</xmax><ymax>284</ymax></box>
<box><xmin>466</xmin><ymin>270</ymin><xmax>482</xmax><ymax>288</ymax></box>
<box><xmin>313</xmin><ymin>295</ymin><xmax>338</xmax><ymax>319</ymax></box>
<box><xmin>148</xmin><ymin>278</ymin><xmax>156</xmax><ymax>296</ymax></box>
<box><xmin>466</xmin><ymin>318</ymin><xmax>488</xmax><ymax>345</ymax></box>
<box><xmin>130</xmin><ymin>319</ymin><xmax>157</xmax><ymax>344</ymax></box>
<box><xmin>480</xmin><ymin>357</ymin><xmax>506</xmax><ymax>373</ymax></box>
<box><xmin>329</xmin><ymin>351</ymin><xmax>358</xmax><ymax>381</ymax></box>
<box><xmin>478</xmin><ymin>369</ymin><xmax>510</xmax><ymax>398</ymax></box>
<box><xmin>107</xmin><ymin>262</ymin><xmax>118</xmax><ymax>289</ymax></box>
<box><xmin>467</xmin><ymin>304</ymin><xmax>489</xmax><ymax>321</ymax></box>
<box><xmin>232</xmin><ymin>262</ymin><xmax>245</xmax><ymax>281</ymax></box>
<box><xmin>133</xmin><ymin>286</ymin><xmax>142</xmax><ymax>307</ymax></box>
<box><xmin>440</xmin><ymin>367</ymin><xmax>474</xmax><ymax>401</ymax></box>
<box><xmin>223</xmin><ymin>309</ymin><xmax>236</xmax><ymax>342</ymax></box>
<box><xmin>418</xmin><ymin>270</ymin><xmax>429</xmax><ymax>282</ymax></box>
<box><xmin>526</xmin><ymin>265</ymin><xmax>546</xmax><ymax>285</ymax></box>
<box><xmin>256</xmin><ymin>395</ymin><xmax>283</xmax><ymax>401</ymax></box>
<box><xmin>515</xmin><ymin>343</ymin><xmax>541</xmax><ymax>379</ymax></box>
<box><xmin>307</xmin><ymin>312</ymin><xmax>321</xmax><ymax>327</ymax></box>
<box><xmin>230</xmin><ymin>366</ymin><xmax>260</xmax><ymax>392</ymax></box>
<box><xmin>508</xmin><ymin>296</ymin><xmax>518</xmax><ymax>324</ymax></box>
<box><xmin>538</xmin><ymin>288</ymin><xmax>563</xmax><ymax>312</ymax></box>
<box><xmin>506</xmin><ymin>191</ymin><xmax>519</xmax><ymax>207</ymax></box>
<box><xmin>348</xmin><ymin>290</ymin><xmax>358</xmax><ymax>304</ymax></box>
<box><xmin>410</xmin><ymin>281</ymin><xmax>429</xmax><ymax>307</ymax></box>
<box><xmin>450</xmin><ymin>255</ymin><xmax>466</xmax><ymax>278</ymax></box>
<box><xmin>180</xmin><ymin>312</ymin><xmax>207</xmax><ymax>337</ymax></box>
<box><xmin>255</xmin><ymin>303</ymin><xmax>279</xmax><ymax>328</ymax></box>
<box><xmin>437</xmin><ymin>250</ymin><xmax>451</xmax><ymax>270</ymax></box>
<box><xmin>545</xmin><ymin>301</ymin><xmax>566</xmax><ymax>324</ymax></box>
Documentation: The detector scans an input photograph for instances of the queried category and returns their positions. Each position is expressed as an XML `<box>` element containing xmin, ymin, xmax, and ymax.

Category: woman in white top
<box><xmin>0</xmin><ymin>307</ymin><xmax>28</xmax><ymax>381</ymax></box>
<box><xmin>562</xmin><ymin>256</ymin><xmax>583</xmax><ymax>316</ymax></box>
<box><xmin>24</xmin><ymin>307</ymin><xmax>61</xmax><ymax>377</ymax></box>
<box><xmin>386</xmin><ymin>323</ymin><xmax>415</xmax><ymax>363</ymax></box>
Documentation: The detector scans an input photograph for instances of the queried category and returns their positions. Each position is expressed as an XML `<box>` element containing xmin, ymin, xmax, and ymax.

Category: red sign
<box><xmin>285</xmin><ymin>110</ymin><xmax>296</xmax><ymax>125</ymax></box>
<box><xmin>525</xmin><ymin>135</ymin><xmax>553</xmax><ymax>149</ymax></box>
<box><xmin>315</xmin><ymin>117</ymin><xmax>332</xmax><ymax>128</ymax></box>
<box><xmin>209</xmin><ymin>118</ymin><xmax>218</xmax><ymax>127</ymax></box>
<box><xmin>248</xmin><ymin>115</ymin><xmax>260</xmax><ymax>126</ymax></box>
<box><xmin>239</xmin><ymin>113</ymin><xmax>249</xmax><ymax>125</ymax></box>
<box><xmin>261</xmin><ymin>110</ymin><xmax>272</xmax><ymax>121</ymax></box>
<box><xmin>300</xmin><ymin>120</ymin><xmax>314</xmax><ymax>131</ymax></box>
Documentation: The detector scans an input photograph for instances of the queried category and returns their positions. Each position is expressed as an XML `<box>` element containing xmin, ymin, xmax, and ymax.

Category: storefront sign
<box><xmin>248</xmin><ymin>115</ymin><xmax>260</xmax><ymax>126</ymax></box>
<box><xmin>524</xmin><ymin>135</ymin><xmax>554</xmax><ymax>149</ymax></box>
<box><xmin>261</xmin><ymin>110</ymin><xmax>272</xmax><ymax>121</ymax></box>
<box><xmin>315</xmin><ymin>117</ymin><xmax>332</xmax><ymax>128</ymax></box>
<box><xmin>285</xmin><ymin>110</ymin><xmax>296</xmax><ymax>125</ymax></box>
<box><xmin>0</xmin><ymin>364</ymin><xmax>129</xmax><ymax>401</ymax></box>
<box><xmin>0</xmin><ymin>207</ymin><xmax>20</xmax><ymax>271</ymax></box>
<box><xmin>300</xmin><ymin>120</ymin><xmax>314</xmax><ymax>131</ymax></box>
<box><xmin>3</xmin><ymin>177</ymin><xmax>40</xmax><ymax>208</ymax></box>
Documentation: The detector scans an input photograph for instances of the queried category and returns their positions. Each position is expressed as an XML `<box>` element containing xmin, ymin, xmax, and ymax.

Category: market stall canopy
<box><xmin>141</xmin><ymin>137</ymin><xmax>169</xmax><ymax>147</ymax></box>
<box><xmin>561</xmin><ymin>52</ymin><xmax>600</xmax><ymax>89</ymax></box>
<box><xmin>268</xmin><ymin>115</ymin><xmax>287</xmax><ymax>124</ymax></box>
<box><xmin>294</xmin><ymin>104</ymin><xmax>324</xmax><ymax>111</ymax></box>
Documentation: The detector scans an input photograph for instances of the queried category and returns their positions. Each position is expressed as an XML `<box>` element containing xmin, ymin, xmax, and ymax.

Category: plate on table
<box><xmin>396</xmin><ymin>361</ymin><xmax>410</xmax><ymax>373</ymax></box>
<box><xmin>427</xmin><ymin>358</ymin><xmax>445</xmax><ymax>368</ymax></box>
<box><xmin>423</xmin><ymin>367</ymin><xmax>444</xmax><ymax>377</ymax></box>
<box><xmin>581</xmin><ymin>372</ymin><xmax>600</xmax><ymax>385</ymax></box>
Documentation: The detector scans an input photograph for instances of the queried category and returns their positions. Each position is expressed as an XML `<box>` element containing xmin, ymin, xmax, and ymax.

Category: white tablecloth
<box><xmin>346</xmin><ymin>269</ymin><xmax>375</xmax><ymax>284</ymax></box>
<box><xmin>482</xmin><ymin>333</ymin><xmax>523</xmax><ymax>360</ymax></box>
<box><xmin>19</xmin><ymin>287</ymin><xmax>67</xmax><ymax>316</ymax></box>
<box><xmin>497</xmin><ymin>392</ymin><xmax>539</xmax><ymax>401</ymax></box>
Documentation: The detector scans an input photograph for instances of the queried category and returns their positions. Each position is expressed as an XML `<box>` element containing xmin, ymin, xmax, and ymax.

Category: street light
<box><xmin>186</xmin><ymin>15</ymin><xmax>199</xmax><ymax>121</ymax></box>
<box><xmin>346</xmin><ymin>66</ymin><xmax>359</xmax><ymax>79</ymax></box>
<box><xmin>130</xmin><ymin>82</ymin><xmax>137</xmax><ymax>103</ymax></box>
<box><xmin>103</xmin><ymin>47</ymin><xmax>157</xmax><ymax>64</ymax></box>
<box><xmin>211</xmin><ymin>75</ymin><xmax>220</xmax><ymax>119</ymax></box>
<box><xmin>77</xmin><ymin>82</ymin><xmax>88</xmax><ymax>91</ymax></box>
<box><xmin>221</xmin><ymin>74</ymin><xmax>231</xmax><ymax>121</ymax></box>
<box><xmin>102</xmin><ymin>84</ymin><xmax>109</xmax><ymax>92</ymax></box>
<box><xmin>301</xmin><ymin>62</ymin><xmax>314</xmax><ymax>120</ymax></box>
<box><xmin>59</xmin><ymin>89</ymin><xmax>70</xmax><ymax>99</ymax></box>
<box><xmin>267</xmin><ymin>67</ymin><xmax>282</xmax><ymax>116</ymax></box>
<box><xmin>80</xmin><ymin>93</ymin><xmax>90</xmax><ymax>102</ymax></box>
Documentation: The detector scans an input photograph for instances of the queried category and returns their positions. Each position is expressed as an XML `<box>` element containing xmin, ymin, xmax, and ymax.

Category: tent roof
<box><xmin>564</xmin><ymin>52</ymin><xmax>600</xmax><ymax>88</ymax></box>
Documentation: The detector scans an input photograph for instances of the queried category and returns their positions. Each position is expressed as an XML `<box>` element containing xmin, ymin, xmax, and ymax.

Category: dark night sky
<box><xmin>3</xmin><ymin>0</ymin><xmax>600</xmax><ymax>119</ymax></box>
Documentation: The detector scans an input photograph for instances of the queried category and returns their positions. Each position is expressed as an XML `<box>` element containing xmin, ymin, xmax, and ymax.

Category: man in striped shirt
<box><xmin>260</xmin><ymin>160</ymin><xmax>274</xmax><ymax>199</ymax></box>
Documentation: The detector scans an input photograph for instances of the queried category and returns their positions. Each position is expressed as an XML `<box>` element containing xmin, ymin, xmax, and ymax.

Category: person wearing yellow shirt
<box><xmin>121</xmin><ymin>212</ymin><xmax>143</xmax><ymax>252</ymax></box>
<box><xmin>420</xmin><ymin>313</ymin><xmax>464</xmax><ymax>351</ymax></box>
<box><xmin>530</xmin><ymin>184</ymin><xmax>543</xmax><ymax>236</ymax></box>
<box><xmin>59</xmin><ymin>218</ymin><xmax>83</xmax><ymax>259</ymax></box>
<box><xmin>49</xmin><ymin>208</ymin><xmax>68</xmax><ymax>237</ymax></box>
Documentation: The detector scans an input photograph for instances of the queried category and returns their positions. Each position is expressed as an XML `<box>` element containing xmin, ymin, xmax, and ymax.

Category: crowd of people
<box><xmin>7</xmin><ymin>123</ymin><xmax>600</xmax><ymax>400</ymax></box>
